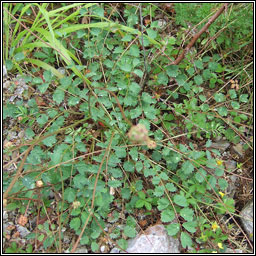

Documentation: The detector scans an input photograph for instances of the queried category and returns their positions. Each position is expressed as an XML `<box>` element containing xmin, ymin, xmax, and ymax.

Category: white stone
<box><xmin>125</xmin><ymin>224</ymin><xmax>180</xmax><ymax>253</ymax></box>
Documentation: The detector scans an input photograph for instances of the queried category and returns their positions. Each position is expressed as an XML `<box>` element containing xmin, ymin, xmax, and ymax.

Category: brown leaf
<box><xmin>12</xmin><ymin>231</ymin><xmax>20</xmax><ymax>238</ymax></box>
<box><xmin>18</xmin><ymin>215</ymin><xmax>28</xmax><ymax>226</ymax></box>
<box><xmin>35</xmin><ymin>96</ymin><xmax>47</xmax><ymax>106</ymax></box>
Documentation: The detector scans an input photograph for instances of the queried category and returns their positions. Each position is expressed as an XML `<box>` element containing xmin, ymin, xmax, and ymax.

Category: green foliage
<box><xmin>3</xmin><ymin>2</ymin><xmax>252</xmax><ymax>254</ymax></box>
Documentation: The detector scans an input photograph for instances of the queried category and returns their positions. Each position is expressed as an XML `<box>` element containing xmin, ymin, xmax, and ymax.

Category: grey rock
<box><xmin>3</xmin><ymin>211</ymin><xmax>8</xmax><ymax>220</ymax></box>
<box><xmin>240</xmin><ymin>200</ymin><xmax>253</xmax><ymax>240</ymax></box>
<box><xmin>3</xmin><ymin>223</ymin><xmax>10</xmax><ymax>234</ymax></box>
<box><xmin>57</xmin><ymin>67</ymin><xmax>66</xmax><ymax>75</ymax></box>
<box><xmin>224</xmin><ymin>160</ymin><xmax>237</xmax><ymax>170</ymax></box>
<box><xmin>100</xmin><ymin>245</ymin><xmax>106</xmax><ymax>253</ymax></box>
<box><xmin>63</xmin><ymin>234</ymin><xmax>71</xmax><ymax>244</ymax></box>
<box><xmin>157</xmin><ymin>19</ymin><xmax>167</xmax><ymax>29</ymax></box>
<box><xmin>3</xmin><ymin>65</ymin><xmax>7</xmax><ymax>77</ymax></box>
<box><xmin>18</xmin><ymin>130</ymin><xmax>25</xmax><ymax>139</ymax></box>
<box><xmin>232</xmin><ymin>143</ymin><xmax>245</xmax><ymax>157</ymax></box>
<box><xmin>210</xmin><ymin>141</ymin><xmax>230</xmax><ymax>151</ymax></box>
<box><xmin>110</xmin><ymin>247</ymin><xmax>120</xmax><ymax>253</ymax></box>
<box><xmin>16</xmin><ymin>225</ymin><xmax>30</xmax><ymax>238</ymax></box>
<box><xmin>125</xmin><ymin>224</ymin><xmax>180</xmax><ymax>253</ymax></box>
<box><xmin>225</xmin><ymin>248</ymin><xmax>244</xmax><ymax>253</ymax></box>
<box><xmin>74</xmin><ymin>246</ymin><xmax>88</xmax><ymax>253</ymax></box>
<box><xmin>3</xmin><ymin>80</ymin><xmax>11</xmax><ymax>89</ymax></box>
<box><xmin>226</xmin><ymin>175</ymin><xmax>238</xmax><ymax>198</ymax></box>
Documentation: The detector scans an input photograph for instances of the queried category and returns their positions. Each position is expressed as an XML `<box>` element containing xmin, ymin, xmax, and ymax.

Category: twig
<box><xmin>139</xmin><ymin>4</ymin><xmax>149</xmax><ymax>94</ymax></box>
<box><xmin>71</xmin><ymin>132</ymin><xmax>115</xmax><ymax>253</ymax></box>
<box><xmin>169</xmin><ymin>3</ymin><xmax>228</xmax><ymax>66</ymax></box>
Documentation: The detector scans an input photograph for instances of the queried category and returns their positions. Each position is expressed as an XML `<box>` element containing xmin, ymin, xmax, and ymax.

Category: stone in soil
<box><xmin>210</xmin><ymin>141</ymin><xmax>230</xmax><ymax>151</ymax></box>
<box><xmin>124</xmin><ymin>224</ymin><xmax>180</xmax><ymax>253</ymax></box>
<box><xmin>240</xmin><ymin>199</ymin><xmax>253</xmax><ymax>241</ymax></box>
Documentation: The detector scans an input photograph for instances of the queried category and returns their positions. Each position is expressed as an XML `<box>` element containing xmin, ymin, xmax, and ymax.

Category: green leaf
<box><xmin>214</xmin><ymin>93</ymin><xmax>225</xmax><ymax>102</ymax></box>
<box><xmin>129</xmin><ymin>147</ymin><xmax>138</xmax><ymax>161</ymax></box>
<box><xmin>123</xmin><ymin>161</ymin><xmax>135</xmax><ymax>172</ymax></box>
<box><xmin>135</xmin><ymin>161</ymin><xmax>143</xmax><ymax>172</ymax></box>
<box><xmin>138</xmin><ymin>191</ymin><xmax>146</xmax><ymax>199</ymax></box>
<box><xmin>25</xmin><ymin>128</ymin><xmax>35</xmax><ymax>139</ymax></box>
<box><xmin>120</xmin><ymin>62</ymin><xmax>132</xmax><ymax>72</ymax></box>
<box><xmin>159</xmin><ymin>172</ymin><xmax>169</xmax><ymax>180</ymax></box>
<box><xmin>199</xmin><ymin>94</ymin><xmax>206</xmax><ymax>101</ymax></box>
<box><xmin>157</xmin><ymin>72</ymin><xmax>168</xmax><ymax>85</ymax></box>
<box><xmin>205</xmin><ymin>139</ymin><xmax>212</xmax><ymax>147</ymax></box>
<box><xmin>38</xmin><ymin>234</ymin><xmax>45</xmax><ymax>242</ymax></box>
<box><xmin>166</xmin><ymin>223</ymin><xmax>180</xmax><ymax>236</ymax></box>
<box><xmin>14</xmin><ymin>52</ymin><xmax>25</xmax><ymax>61</ymax></box>
<box><xmin>161</xmin><ymin>209</ymin><xmax>175</xmax><ymax>223</ymax></box>
<box><xmin>135</xmin><ymin>180</ymin><xmax>143</xmax><ymax>191</ymax></box>
<box><xmin>108</xmin><ymin>179</ymin><xmax>122</xmax><ymax>188</ymax></box>
<box><xmin>109</xmin><ymin>168</ymin><xmax>123</xmax><ymax>178</ymax></box>
<box><xmin>194</xmin><ymin>168</ymin><xmax>207</xmax><ymax>183</ymax></box>
<box><xmin>121</xmin><ymin>34</ymin><xmax>132</xmax><ymax>42</ymax></box>
<box><xmin>129</xmin><ymin>45</ymin><xmax>140</xmax><ymax>57</ymax></box>
<box><xmin>37</xmin><ymin>114</ymin><xmax>48</xmax><ymax>126</ymax></box>
<box><xmin>147</xmin><ymin>28</ymin><xmax>157</xmax><ymax>39</ymax></box>
<box><xmin>166</xmin><ymin>183</ymin><xmax>177</xmax><ymax>192</ymax></box>
<box><xmin>135</xmin><ymin>199</ymin><xmax>145</xmax><ymax>208</ymax></box>
<box><xmin>6</xmin><ymin>59</ymin><xmax>13</xmax><ymax>70</ymax></box>
<box><xmin>176</xmin><ymin>74</ymin><xmax>187</xmax><ymax>86</ymax></box>
<box><xmin>144</xmin><ymin>105</ymin><xmax>157</xmax><ymax>120</ymax></box>
<box><xmin>76</xmin><ymin>142</ymin><xmax>87</xmax><ymax>152</ymax></box>
<box><xmin>124</xmin><ymin>226</ymin><xmax>137</xmax><ymax>238</ymax></box>
<box><xmin>6</xmin><ymin>202</ymin><xmax>20</xmax><ymax>211</ymax></box>
<box><xmin>182</xmin><ymin>221</ymin><xmax>197</xmax><ymax>233</ymax></box>
<box><xmin>215</xmin><ymin>167</ymin><xmax>224</xmax><ymax>176</ymax></box>
<box><xmin>60</xmin><ymin>76</ymin><xmax>72</xmax><ymax>89</ymax></box>
<box><xmin>181</xmin><ymin>232</ymin><xmax>193</xmax><ymax>248</ymax></box>
<box><xmin>218</xmin><ymin>178</ymin><xmax>228</xmax><ymax>190</ymax></box>
<box><xmin>157</xmin><ymin>197</ymin><xmax>170</xmax><ymax>210</ymax></box>
<box><xmin>194</xmin><ymin>75</ymin><xmax>203</xmax><ymax>85</ymax></box>
<box><xmin>142</xmin><ymin>92</ymin><xmax>156</xmax><ymax>104</ymax></box>
<box><xmin>133</xmin><ymin>69</ymin><xmax>143</xmax><ymax>78</ymax></box>
<box><xmin>42</xmin><ymin>135</ymin><xmax>56</xmax><ymax>147</ymax></box>
<box><xmin>207</xmin><ymin>176</ymin><xmax>216</xmax><ymax>190</ymax></box>
<box><xmin>64</xmin><ymin>187</ymin><xmax>76</xmax><ymax>203</ymax></box>
<box><xmin>182</xmin><ymin>161</ymin><xmax>194</xmax><ymax>175</ymax></box>
<box><xmin>144</xmin><ymin>201</ymin><xmax>152</xmax><ymax>210</ymax></box>
<box><xmin>71</xmin><ymin>208</ymin><xmax>81</xmax><ymax>216</ymax></box>
<box><xmin>217</xmin><ymin>106</ymin><xmax>228</xmax><ymax>116</ymax></box>
<box><xmin>173</xmin><ymin>194</ymin><xmax>188</xmax><ymax>207</ymax></box>
<box><xmin>53</xmin><ymin>89</ymin><xmax>65</xmax><ymax>104</ymax></box>
<box><xmin>168</xmin><ymin>36</ymin><xmax>176</xmax><ymax>45</ymax></box>
<box><xmin>115</xmin><ymin>147</ymin><xmax>127</xmax><ymax>158</ymax></box>
<box><xmin>194</xmin><ymin>60</ymin><xmax>203</xmax><ymax>69</ymax></box>
<box><xmin>144</xmin><ymin>168</ymin><xmax>156</xmax><ymax>177</ymax></box>
<box><xmin>22</xmin><ymin>176</ymin><xmax>35</xmax><ymax>189</ymax></box>
<box><xmin>38</xmin><ymin>83</ymin><xmax>49</xmax><ymax>93</ymax></box>
<box><xmin>70</xmin><ymin>217</ymin><xmax>81</xmax><ymax>231</ymax></box>
<box><xmin>166</xmin><ymin>65</ymin><xmax>179</xmax><ymax>77</ymax></box>
<box><xmin>208</xmin><ymin>61</ymin><xmax>218</xmax><ymax>71</ymax></box>
<box><xmin>117</xmin><ymin>239</ymin><xmax>128</xmax><ymax>250</ymax></box>
<box><xmin>154</xmin><ymin>186</ymin><xmax>165</xmax><ymax>197</ymax></box>
<box><xmin>43</xmin><ymin>70</ymin><xmax>52</xmax><ymax>82</ymax></box>
<box><xmin>91</xmin><ymin>241</ymin><xmax>99</xmax><ymax>253</ymax></box>
<box><xmin>231</xmin><ymin>101</ymin><xmax>240</xmax><ymax>109</ymax></box>
<box><xmin>68</xmin><ymin>96</ymin><xmax>80</xmax><ymax>106</ymax></box>
<box><xmin>73</xmin><ymin>174</ymin><xmax>87</xmax><ymax>189</ymax></box>
<box><xmin>180</xmin><ymin>208</ymin><xmax>194</xmax><ymax>222</ymax></box>
<box><xmin>228</xmin><ymin>89</ymin><xmax>237</xmax><ymax>99</ymax></box>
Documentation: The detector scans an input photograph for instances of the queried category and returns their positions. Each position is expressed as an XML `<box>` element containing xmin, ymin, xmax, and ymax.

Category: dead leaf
<box><xmin>18</xmin><ymin>215</ymin><xmax>28</xmax><ymax>226</ymax></box>
<box><xmin>12</xmin><ymin>231</ymin><xmax>20</xmax><ymax>238</ymax></box>
<box><xmin>35</xmin><ymin>96</ymin><xmax>47</xmax><ymax>106</ymax></box>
